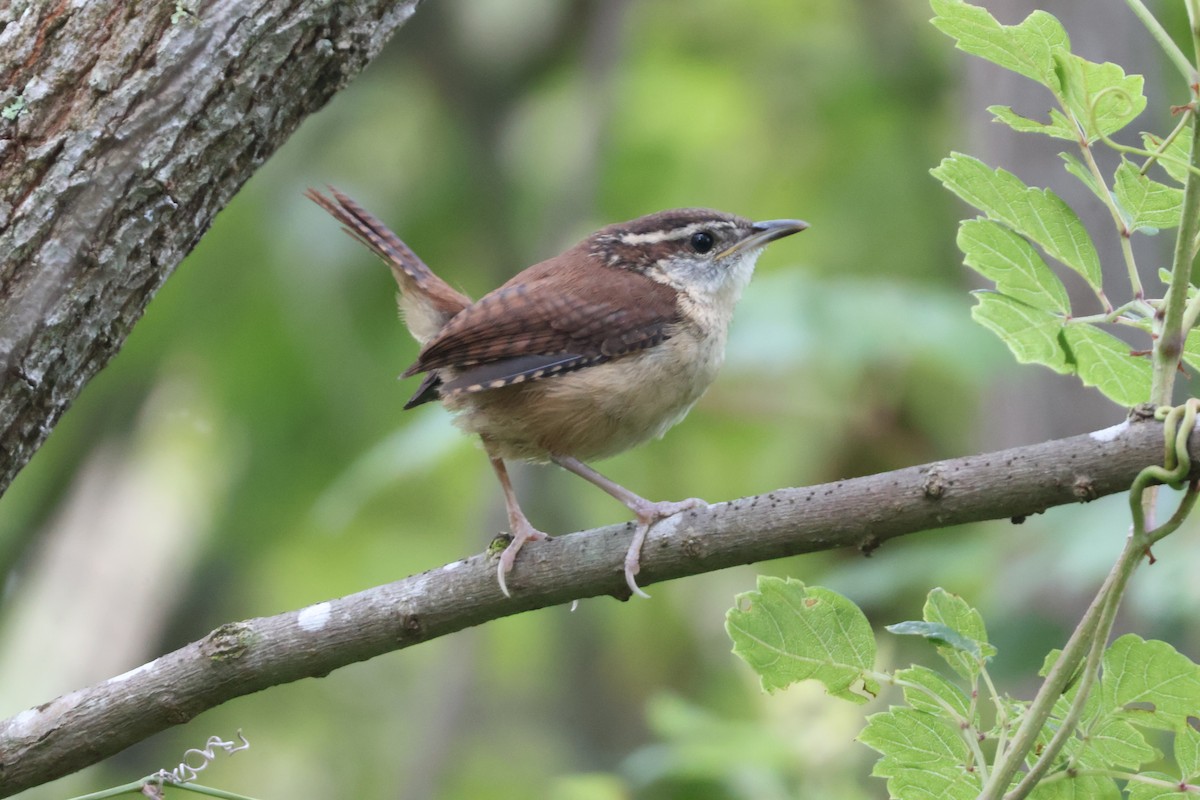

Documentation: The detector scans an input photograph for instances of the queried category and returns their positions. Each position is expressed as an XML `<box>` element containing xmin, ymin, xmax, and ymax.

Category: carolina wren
<box><xmin>307</xmin><ymin>188</ymin><xmax>807</xmax><ymax>597</ymax></box>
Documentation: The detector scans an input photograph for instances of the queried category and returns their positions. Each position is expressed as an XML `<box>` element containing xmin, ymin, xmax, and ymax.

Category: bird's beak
<box><xmin>717</xmin><ymin>218</ymin><xmax>809</xmax><ymax>259</ymax></box>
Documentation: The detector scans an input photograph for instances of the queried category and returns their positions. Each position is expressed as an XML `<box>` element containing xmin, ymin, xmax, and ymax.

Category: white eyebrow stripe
<box><xmin>616</xmin><ymin>221</ymin><xmax>733</xmax><ymax>246</ymax></box>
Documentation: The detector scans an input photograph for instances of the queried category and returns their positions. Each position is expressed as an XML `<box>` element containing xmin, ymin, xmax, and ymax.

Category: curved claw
<box><xmin>623</xmin><ymin>497</ymin><xmax>708</xmax><ymax>600</ymax></box>
<box><xmin>495</xmin><ymin>525</ymin><xmax>549</xmax><ymax>598</ymax></box>
<box><xmin>497</xmin><ymin>549</ymin><xmax>515</xmax><ymax>599</ymax></box>
<box><xmin>624</xmin><ymin>539</ymin><xmax>653</xmax><ymax>599</ymax></box>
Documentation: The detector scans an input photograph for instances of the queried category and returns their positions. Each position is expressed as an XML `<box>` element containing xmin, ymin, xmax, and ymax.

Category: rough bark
<box><xmin>0</xmin><ymin>414</ymin><xmax>1189</xmax><ymax>795</ymax></box>
<box><xmin>0</xmin><ymin>0</ymin><xmax>421</xmax><ymax>498</ymax></box>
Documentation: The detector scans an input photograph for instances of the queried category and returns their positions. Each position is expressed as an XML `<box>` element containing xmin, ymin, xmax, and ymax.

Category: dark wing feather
<box><xmin>441</xmin><ymin>353</ymin><xmax>606</xmax><ymax>394</ymax></box>
<box><xmin>403</xmin><ymin>259</ymin><xmax>679</xmax><ymax>397</ymax></box>
<box><xmin>405</xmin><ymin>355</ymin><xmax>606</xmax><ymax>408</ymax></box>
<box><xmin>403</xmin><ymin>373</ymin><xmax>443</xmax><ymax>409</ymax></box>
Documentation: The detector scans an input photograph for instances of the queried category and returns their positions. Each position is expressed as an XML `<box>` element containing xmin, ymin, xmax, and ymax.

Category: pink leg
<box><xmin>489</xmin><ymin>455</ymin><xmax>549</xmax><ymax>598</ymax></box>
<box><xmin>551</xmin><ymin>455</ymin><xmax>706</xmax><ymax>598</ymax></box>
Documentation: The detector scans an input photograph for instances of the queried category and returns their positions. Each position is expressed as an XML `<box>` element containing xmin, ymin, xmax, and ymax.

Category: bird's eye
<box><xmin>689</xmin><ymin>231</ymin><xmax>715</xmax><ymax>254</ymax></box>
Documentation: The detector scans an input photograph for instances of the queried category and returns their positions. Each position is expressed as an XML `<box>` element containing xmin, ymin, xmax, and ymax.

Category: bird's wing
<box><xmin>404</xmin><ymin>263</ymin><xmax>679</xmax><ymax>399</ymax></box>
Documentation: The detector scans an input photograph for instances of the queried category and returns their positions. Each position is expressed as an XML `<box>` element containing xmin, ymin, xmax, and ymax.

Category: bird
<box><xmin>306</xmin><ymin>187</ymin><xmax>807</xmax><ymax>598</ymax></box>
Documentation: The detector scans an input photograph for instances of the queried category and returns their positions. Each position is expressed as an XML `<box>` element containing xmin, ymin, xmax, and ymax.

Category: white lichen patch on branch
<box><xmin>3</xmin><ymin>686</ymin><xmax>86</xmax><ymax>738</ymax></box>
<box><xmin>108</xmin><ymin>659</ymin><xmax>156</xmax><ymax>683</ymax></box>
<box><xmin>1089</xmin><ymin>421</ymin><xmax>1130</xmax><ymax>442</ymax></box>
<box><xmin>1</xmin><ymin>708</ymin><xmax>38</xmax><ymax>738</ymax></box>
<box><xmin>297</xmin><ymin>601</ymin><xmax>332</xmax><ymax>632</ymax></box>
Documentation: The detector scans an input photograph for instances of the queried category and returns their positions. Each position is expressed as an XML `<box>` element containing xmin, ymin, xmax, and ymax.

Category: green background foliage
<box><xmin>2</xmin><ymin>1</ymin><xmax>1199</xmax><ymax>798</ymax></box>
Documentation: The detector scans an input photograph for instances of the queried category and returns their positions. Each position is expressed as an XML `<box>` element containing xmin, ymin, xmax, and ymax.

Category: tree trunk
<box><xmin>0</xmin><ymin>0</ymin><xmax>420</xmax><ymax>498</ymax></box>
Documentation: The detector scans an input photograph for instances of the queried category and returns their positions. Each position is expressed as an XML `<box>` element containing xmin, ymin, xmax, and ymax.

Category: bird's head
<box><xmin>588</xmin><ymin>208</ymin><xmax>808</xmax><ymax>305</ymax></box>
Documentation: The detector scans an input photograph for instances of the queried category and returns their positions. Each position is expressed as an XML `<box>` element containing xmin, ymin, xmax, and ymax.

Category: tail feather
<box><xmin>306</xmin><ymin>187</ymin><xmax>471</xmax><ymax>344</ymax></box>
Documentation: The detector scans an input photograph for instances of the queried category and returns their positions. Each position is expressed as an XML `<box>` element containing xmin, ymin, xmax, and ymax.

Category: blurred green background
<box><xmin>2</xmin><ymin>1</ymin><xmax>1198</xmax><ymax>798</ymax></box>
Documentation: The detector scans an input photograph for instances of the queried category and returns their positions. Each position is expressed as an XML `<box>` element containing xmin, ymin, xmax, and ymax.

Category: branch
<box><xmin>0</xmin><ymin>0</ymin><xmax>420</xmax><ymax>500</ymax></box>
<box><xmin>0</xmin><ymin>413</ymin><xmax>1189</xmax><ymax>796</ymax></box>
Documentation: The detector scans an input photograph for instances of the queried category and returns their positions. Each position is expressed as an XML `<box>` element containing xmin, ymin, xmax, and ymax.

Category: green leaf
<box><xmin>883</xmin><ymin>765</ymin><xmax>982</xmax><ymax>800</ymax></box>
<box><xmin>1142</xmin><ymin>128</ymin><xmax>1194</xmax><ymax>185</ymax></box>
<box><xmin>932</xmin><ymin>154</ymin><xmax>1102</xmax><ymax>288</ymax></box>
<box><xmin>922</xmin><ymin>588</ymin><xmax>996</xmax><ymax>680</ymax></box>
<box><xmin>1113</xmin><ymin>161</ymin><xmax>1184</xmax><ymax>232</ymax></box>
<box><xmin>888</xmin><ymin>621</ymin><xmax>985</xmax><ymax>661</ymax></box>
<box><xmin>1074</xmin><ymin>716</ymin><xmax>1159</xmax><ymax>770</ymax></box>
<box><xmin>1185</xmin><ymin>330</ymin><xmax>1200</xmax><ymax>374</ymax></box>
<box><xmin>972</xmin><ymin>293</ymin><xmax>1071</xmax><ymax>374</ymax></box>
<box><xmin>860</xmin><ymin>707</ymin><xmax>971</xmax><ymax>773</ymax></box>
<box><xmin>1062</xmin><ymin>324</ymin><xmax>1152</xmax><ymax>407</ymax></box>
<box><xmin>894</xmin><ymin>666</ymin><xmax>972</xmax><ymax>720</ymax></box>
<box><xmin>1027</xmin><ymin>774</ymin><xmax>1120</xmax><ymax>800</ymax></box>
<box><xmin>1060</xmin><ymin>153</ymin><xmax>1107</xmax><ymax>203</ymax></box>
<box><xmin>1102</xmin><ymin>635</ymin><xmax>1200</xmax><ymax>730</ymax></box>
<box><xmin>1054</xmin><ymin>52</ymin><xmax>1147</xmax><ymax>143</ymax></box>
<box><xmin>726</xmin><ymin>577</ymin><xmax>878</xmax><ymax>702</ymax></box>
<box><xmin>989</xmin><ymin>105</ymin><xmax>1076</xmax><ymax>139</ymax></box>
<box><xmin>924</xmin><ymin>589</ymin><xmax>989</xmax><ymax>643</ymax></box>
<box><xmin>1174</xmin><ymin>723</ymin><xmax>1200</xmax><ymax>780</ymax></box>
<box><xmin>1128</xmin><ymin>774</ymin><xmax>1190</xmax><ymax>800</ymax></box>
<box><xmin>958</xmin><ymin>219</ymin><xmax>1071</xmax><ymax>314</ymax></box>
<box><xmin>929</xmin><ymin>0</ymin><xmax>1067</xmax><ymax>88</ymax></box>
<box><xmin>1040</xmin><ymin>648</ymin><xmax>1064</xmax><ymax>677</ymax></box>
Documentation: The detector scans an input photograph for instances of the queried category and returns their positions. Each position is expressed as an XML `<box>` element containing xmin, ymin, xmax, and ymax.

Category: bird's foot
<box><xmin>496</xmin><ymin>523</ymin><xmax>550</xmax><ymax>598</ymax></box>
<box><xmin>624</xmin><ymin>497</ymin><xmax>707</xmax><ymax>599</ymax></box>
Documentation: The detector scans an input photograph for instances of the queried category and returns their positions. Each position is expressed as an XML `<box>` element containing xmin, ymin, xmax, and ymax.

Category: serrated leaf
<box><xmin>726</xmin><ymin>577</ymin><xmax>878</xmax><ymax>702</ymax></box>
<box><xmin>894</xmin><ymin>666</ymin><xmax>973</xmax><ymax>720</ymax></box>
<box><xmin>930</xmin><ymin>0</ymin><xmax>1067</xmax><ymax>88</ymax></box>
<box><xmin>1103</xmin><ymin>635</ymin><xmax>1200</xmax><ymax>730</ymax></box>
<box><xmin>1074</xmin><ymin>716</ymin><xmax>1159</xmax><ymax>770</ymax></box>
<box><xmin>1142</xmin><ymin>128</ymin><xmax>1194</xmax><ymax>185</ymax></box>
<box><xmin>933</xmin><ymin>154</ymin><xmax>1102</xmax><ymax>288</ymax></box>
<box><xmin>860</xmin><ymin>707</ymin><xmax>971</xmax><ymax>773</ymax></box>
<box><xmin>1062</xmin><ymin>324</ymin><xmax>1152</xmax><ymax>407</ymax></box>
<box><xmin>1060</xmin><ymin>153</ymin><xmax>1107</xmax><ymax>203</ymax></box>
<box><xmin>1174</xmin><ymin>723</ymin><xmax>1200</xmax><ymax>780</ymax></box>
<box><xmin>1055</xmin><ymin>52</ymin><xmax>1147</xmax><ymax>143</ymax></box>
<box><xmin>924</xmin><ymin>589</ymin><xmax>989</xmax><ymax>643</ymax></box>
<box><xmin>989</xmin><ymin>105</ymin><xmax>1077</xmax><ymax>139</ymax></box>
<box><xmin>1027</xmin><ymin>774</ymin><xmax>1121</xmax><ymax>800</ymax></box>
<box><xmin>884</xmin><ymin>765</ymin><xmax>982</xmax><ymax>800</ymax></box>
<box><xmin>958</xmin><ymin>219</ymin><xmax>1071</xmax><ymax>314</ymax></box>
<box><xmin>972</xmin><ymin>293</ymin><xmax>1071</xmax><ymax>374</ymax></box>
<box><xmin>1114</xmin><ymin>161</ymin><xmax>1184</xmax><ymax>232</ymax></box>
<box><xmin>922</xmin><ymin>589</ymin><xmax>996</xmax><ymax>680</ymax></box>
<box><xmin>1128</xmin><ymin>774</ymin><xmax>1189</xmax><ymax>800</ymax></box>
